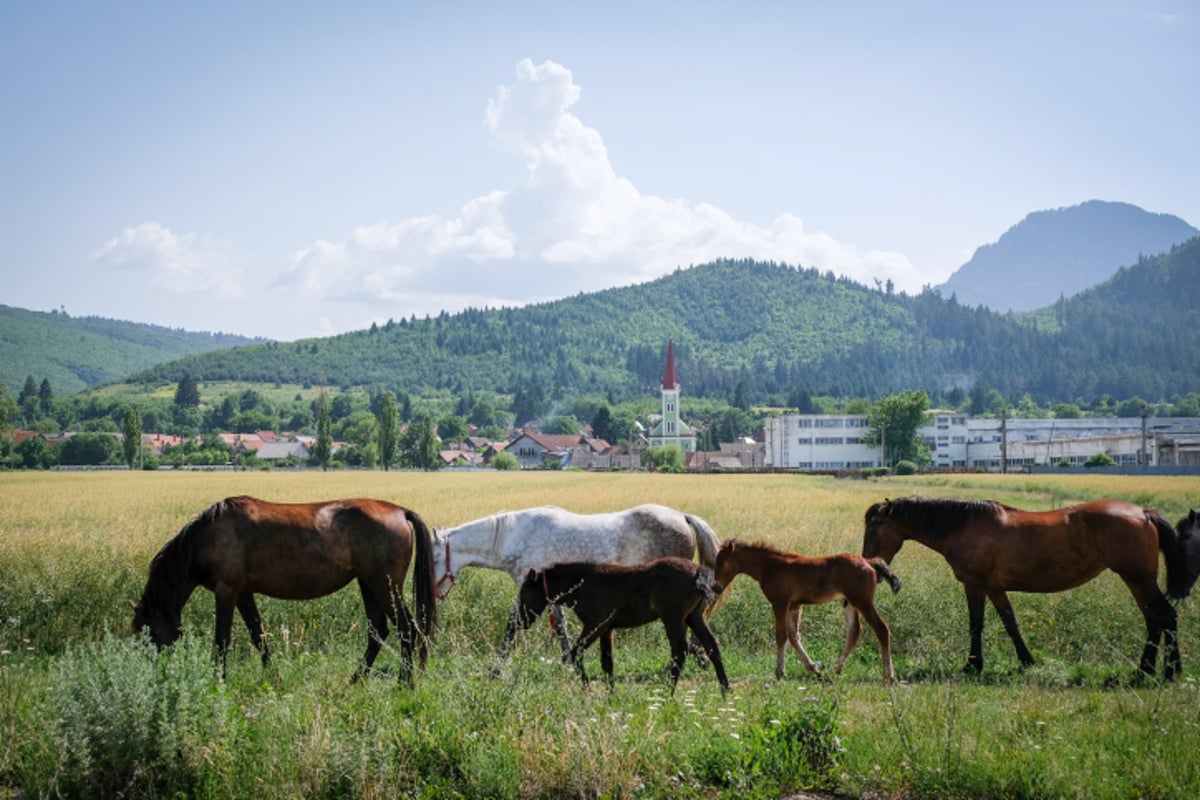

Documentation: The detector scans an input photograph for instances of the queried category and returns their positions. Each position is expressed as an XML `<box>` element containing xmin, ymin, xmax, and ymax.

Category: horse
<box><xmin>507</xmin><ymin>557</ymin><xmax>730</xmax><ymax>695</ymax></box>
<box><xmin>862</xmin><ymin>496</ymin><xmax>1195</xmax><ymax>679</ymax></box>
<box><xmin>431</xmin><ymin>504</ymin><xmax>722</xmax><ymax>660</ymax></box>
<box><xmin>132</xmin><ymin>496</ymin><xmax>436</xmax><ymax>683</ymax></box>
<box><xmin>714</xmin><ymin>539</ymin><xmax>901</xmax><ymax>682</ymax></box>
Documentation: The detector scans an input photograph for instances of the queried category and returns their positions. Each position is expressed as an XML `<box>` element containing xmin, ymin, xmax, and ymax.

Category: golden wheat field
<box><xmin>3</xmin><ymin>468</ymin><xmax>1199</xmax><ymax>666</ymax></box>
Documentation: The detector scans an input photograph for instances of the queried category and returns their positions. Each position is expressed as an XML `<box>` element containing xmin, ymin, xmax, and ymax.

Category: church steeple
<box><xmin>661</xmin><ymin>339</ymin><xmax>680</xmax><ymax>391</ymax></box>
<box><xmin>648</xmin><ymin>338</ymin><xmax>695</xmax><ymax>453</ymax></box>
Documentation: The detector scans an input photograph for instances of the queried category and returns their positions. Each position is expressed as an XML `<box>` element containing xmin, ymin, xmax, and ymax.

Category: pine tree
<box><xmin>121</xmin><ymin>407</ymin><xmax>142</xmax><ymax>469</ymax></box>
<box><xmin>377</xmin><ymin>391</ymin><xmax>399</xmax><ymax>471</ymax></box>
<box><xmin>313</xmin><ymin>392</ymin><xmax>332</xmax><ymax>471</ymax></box>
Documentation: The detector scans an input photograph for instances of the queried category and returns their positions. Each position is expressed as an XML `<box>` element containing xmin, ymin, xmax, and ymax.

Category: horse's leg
<box><xmin>834</xmin><ymin>602</ymin><xmax>862</xmax><ymax>675</ymax></box>
<box><xmin>213</xmin><ymin>586</ymin><xmax>237</xmax><ymax>678</ymax></box>
<box><xmin>552</xmin><ymin>604</ymin><xmax>574</xmax><ymax>662</ymax></box>
<box><xmin>771</xmin><ymin>603</ymin><xmax>790</xmax><ymax>678</ymax></box>
<box><xmin>352</xmin><ymin>582</ymin><xmax>390</xmax><ymax>683</ymax></box>
<box><xmin>963</xmin><ymin>585</ymin><xmax>987</xmax><ymax>674</ymax></box>
<box><xmin>599</xmin><ymin>629</ymin><xmax>617</xmax><ymax>690</ymax></box>
<box><xmin>569</xmin><ymin>623</ymin><xmax>606</xmax><ymax>687</ymax></box>
<box><xmin>784</xmin><ymin>605</ymin><xmax>822</xmax><ymax>678</ymax></box>
<box><xmin>235</xmin><ymin>594</ymin><xmax>270</xmax><ymax>668</ymax></box>
<box><xmin>1121</xmin><ymin>576</ymin><xmax>1178</xmax><ymax>679</ymax></box>
<box><xmin>987</xmin><ymin>589</ymin><xmax>1035</xmax><ymax>667</ymax></box>
<box><xmin>391</xmin><ymin>597</ymin><xmax>419</xmax><ymax>683</ymax></box>
<box><xmin>664</xmin><ymin>619</ymin><xmax>689</xmax><ymax>694</ymax></box>
<box><xmin>856</xmin><ymin>603</ymin><xmax>895</xmax><ymax>684</ymax></box>
<box><xmin>685</xmin><ymin>608</ymin><xmax>730</xmax><ymax>695</ymax></box>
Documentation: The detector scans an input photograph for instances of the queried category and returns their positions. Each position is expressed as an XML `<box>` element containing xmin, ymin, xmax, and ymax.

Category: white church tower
<box><xmin>648</xmin><ymin>339</ymin><xmax>696</xmax><ymax>452</ymax></box>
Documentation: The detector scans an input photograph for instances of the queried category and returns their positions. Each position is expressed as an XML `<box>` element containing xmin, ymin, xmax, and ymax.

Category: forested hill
<box><xmin>0</xmin><ymin>305</ymin><xmax>263</xmax><ymax>395</ymax></box>
<box><xmin>131</xmin><ymin>241</ymin><xmax>1200</xmax><ymax>405</ymax></box>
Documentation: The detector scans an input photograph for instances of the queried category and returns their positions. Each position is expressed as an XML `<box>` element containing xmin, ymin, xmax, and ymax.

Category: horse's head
<box><xmin>1177</xmin><ymin>509</ymin><xmax>1200</xmax><ymax>598</ymax></box>
<box><xmin>131</xmin><ymin>599</ymin><xmax>182</xmax><ymax>649</ymax></box>
<box><xmin>713</xmin><ymin>540</ymin><xmax>743</xmax><ymax>589</ymax></box>
<box><xmin>431</xmin><ymin>530</ymin><xmax>457</xmax><ymax>600</ymax></box>
<box><xmin>862</xmin><ymin>500</ymin><xmax>905</xmax><ymax>564</ymax></box>
<box><xmin>515</xmin><ymin>568</ymin><xmax>551</xmax><ymax>627</ymax></box>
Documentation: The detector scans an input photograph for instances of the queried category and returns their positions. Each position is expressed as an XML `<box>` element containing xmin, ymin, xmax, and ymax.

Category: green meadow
<box><xmin>2</xmin><ymin>470</ymin><xmax>1198</xmax><ymax>799</ymax></box>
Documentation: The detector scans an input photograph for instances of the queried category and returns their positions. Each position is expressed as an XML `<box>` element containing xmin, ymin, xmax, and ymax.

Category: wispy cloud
<box><xmin>92</xmin><ymin>222</ymin><xmax>245</xmax><ymax>298</ymax></box>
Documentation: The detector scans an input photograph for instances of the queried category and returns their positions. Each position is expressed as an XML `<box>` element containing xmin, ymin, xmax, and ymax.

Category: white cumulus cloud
<box><xmin>274</xmin><ymin>58</ymin><xmax>920</xmax><ymax>314</ymax></box>
<box><xmin>92</xmin><ymin>222</ymin><xmax>245</xmax><ymax>298</ymax></box>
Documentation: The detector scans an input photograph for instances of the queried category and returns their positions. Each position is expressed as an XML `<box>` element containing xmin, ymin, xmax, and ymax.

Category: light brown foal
<box><xmin>714</xmin><ymin>539</ymin><xmax>901</xmax><ymax>682</ymax></box>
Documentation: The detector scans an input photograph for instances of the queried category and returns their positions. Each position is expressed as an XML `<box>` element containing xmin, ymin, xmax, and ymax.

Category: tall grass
<box><xmin>2</xmin><ymin>470</ymin><xmax>1199</xmax><ymax>798</ymax></box>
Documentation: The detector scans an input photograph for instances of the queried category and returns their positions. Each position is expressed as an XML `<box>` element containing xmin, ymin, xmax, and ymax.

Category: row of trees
<box><xmin>6</xmin><ymin>366</ymin><xmax>1200</xmax><ymax>472</ymax></box>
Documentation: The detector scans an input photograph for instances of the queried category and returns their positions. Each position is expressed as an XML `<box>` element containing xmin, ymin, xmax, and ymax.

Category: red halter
<box><xmin>434</xmin><ymin>537</ymin><xmax>456</xmax><ymax>599</ymax></box>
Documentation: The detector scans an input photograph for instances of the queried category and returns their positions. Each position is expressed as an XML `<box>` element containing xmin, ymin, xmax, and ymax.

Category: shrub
<box><xmin>491</xmin><ymin>451</ymin><xmax>519</xmax><ymax>470</ymax></box>
<box><xmin>893</xmin><ymin>460</ymin><xmax>919</xmax><ymax>475</ymax></box>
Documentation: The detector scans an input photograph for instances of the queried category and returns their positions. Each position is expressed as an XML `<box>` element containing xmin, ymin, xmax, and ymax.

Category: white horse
<box><xmin>431</xmin><ymin>504</ymin><xmax>722</xmax><ymax>662</ymax></box>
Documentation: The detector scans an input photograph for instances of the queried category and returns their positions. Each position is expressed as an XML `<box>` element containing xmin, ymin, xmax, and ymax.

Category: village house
<box><xmin>504</xmin><ymin>431</ymin><xmax>613</xmax><ymax>469</ymax></box>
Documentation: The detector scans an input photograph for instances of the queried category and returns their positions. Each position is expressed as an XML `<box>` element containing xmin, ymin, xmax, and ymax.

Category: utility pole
<box><xmin>1140</xmin><ymin>408</ymin><xmax>1148</xmax><ymax>468</ymax></box>
<box><xmin>1000</xmin><ymin>409</ymin><xmax>1008</xmax><ymax>474</ymax></box>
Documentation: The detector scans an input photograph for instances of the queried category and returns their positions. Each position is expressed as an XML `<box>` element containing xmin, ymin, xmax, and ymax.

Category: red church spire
<box><xmin>661</xmin><ymin>339</ymin><xmax>680</xmax><ymax>390</ymax></box>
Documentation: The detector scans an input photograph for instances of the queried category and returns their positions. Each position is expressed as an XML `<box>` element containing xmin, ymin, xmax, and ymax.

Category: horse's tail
<box><xmin>685</xmin><ymin>514</ymin><xmax>726</xmax><ymax>614</ymax></box>
<box><xmin>869</xmin><ymin>557</ymin><xmax>902</xmax><ymax>594</ymax></box>
<box><xmin>1149</xmin><ymin>510</ymin><xmax>1190</xmax><ymax>600</ymax></box>
<box><xmin>694</xmin><ymin>565</ymin><xmax>721</xmax><ymax>602</ymax></box>
<box><xmin>407</xmin><ymin>509</ymin><xmax>438</xmax><ymax>663</ymax></box>
<box><xmin>685</xmin><ymin>513</ymin><xmax>721</xmax><ymax>569</ymax></box>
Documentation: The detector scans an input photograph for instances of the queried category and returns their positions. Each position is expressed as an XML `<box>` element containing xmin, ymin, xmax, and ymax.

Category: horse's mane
<box><xmin>876</xmin><ymin>496</ymin><xmax>1003</xmax><ymax>538</ymax></box>
<box><xmin>139</xmin><ymin>498</ymin><xmax>234</xmax><ymax>612</ymax></box>
<box><xmin>723</xmin><ymin>538</ymin><xmax>790</xmax><ymax>558</ymax></box>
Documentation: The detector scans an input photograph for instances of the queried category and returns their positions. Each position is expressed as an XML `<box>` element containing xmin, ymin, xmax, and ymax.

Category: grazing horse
<box><xmin>862</xmin><ymin>496</ymin><xmax>1195</xmax><ymax>679</ymax></box>
<box><xmin>714</xmin><ymin>540</ymin><xmax>901</xmax><ymax>682</ymax></box>
<box><xmin>431</xmin><ymin>504</ymin><xmax>721</xmax><ymax>659</ymax></box>
<box><xmin>508</xmin><ymin>557</ymin><xmax>730</xmax><ymax>694</ymax></box>
<box><xmin>132</xmin><ymin>496</ymin><xmax>436</xmax><ymax>683</ymax></box>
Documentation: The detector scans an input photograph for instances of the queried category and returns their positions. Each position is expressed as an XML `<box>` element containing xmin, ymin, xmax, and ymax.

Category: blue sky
<box><xmin>3</xmin><ymin>2</ymin><xmax>1196</xmax><ymax>341</ymax></box>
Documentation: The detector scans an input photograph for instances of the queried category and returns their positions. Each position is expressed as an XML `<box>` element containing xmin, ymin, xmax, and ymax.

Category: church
<box><xmin>647</xmin><ymin>339</ymin><xmax>697</xmax><ymax>453</ymax></box>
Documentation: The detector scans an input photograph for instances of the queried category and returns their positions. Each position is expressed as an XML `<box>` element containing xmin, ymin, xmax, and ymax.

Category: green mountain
<box><xmin>129</xmin><ymin>239</ymin><xmax>1200</xmax><ymax>405</ymax></box>
<box><xmin>0</xmin><ymin>305</ymin><xmax>263</xmax><ymax>395</ymax></box>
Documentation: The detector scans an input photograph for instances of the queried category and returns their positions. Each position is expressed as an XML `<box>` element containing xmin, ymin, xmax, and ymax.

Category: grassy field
<box><xmin>2</xmin><ymin>470</ymin><xmax>1199</xmax><ymax>799</ymax></box>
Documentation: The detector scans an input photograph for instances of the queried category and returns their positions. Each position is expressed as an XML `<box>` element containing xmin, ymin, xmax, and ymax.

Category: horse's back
<box><xmin>506</xmin><ymin>504</ymin><xmax>696</xmax><ymax>570</ymax></box>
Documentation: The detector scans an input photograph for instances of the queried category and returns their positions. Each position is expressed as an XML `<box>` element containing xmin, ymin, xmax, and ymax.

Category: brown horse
<box><xmin>132</xmin><ymin>496</ymin><xmax>436</xmax><ymax>683</ymax></box>
<box><xmin>508</xmin><ymin>557</ymin><xmax>729</xmax><ymax>695</ymax></box>
<box><xmin>862</xmin><ymin>496</ymin><xmax>1195</xmax><ymax>679</ymax></box>
<box><xmin>715</xmin><ymin>540</ymin><xmax>901</xmax><ymax>682</ymax></box>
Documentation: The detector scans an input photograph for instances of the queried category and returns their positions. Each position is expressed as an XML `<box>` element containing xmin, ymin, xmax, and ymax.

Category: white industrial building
<box><xmin>763</xmin><ymin>413</ymin><xmax>1200</xmax><ymax>472</ymax></box>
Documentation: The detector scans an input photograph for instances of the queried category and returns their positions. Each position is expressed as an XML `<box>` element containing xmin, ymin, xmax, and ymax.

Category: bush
<box><xmin>1083</xmin><ymin>452</ymin><xmax>1117</xmax><ymax>468</ymax></box>
<box><xmin>491</xmin><ymin>451</ymin><xmax>519</xmax><ymax>470</ymax></box>
<box><xmin>893</xmin><ymin>460</ymin><xmax>919</xmax><ymax>475</ymax></box>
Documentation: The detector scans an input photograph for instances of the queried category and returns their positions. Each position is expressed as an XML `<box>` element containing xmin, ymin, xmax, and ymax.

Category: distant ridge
<box><xmin>0</xmin><ymin>305</ymin><xmax>264</xmax><ymax>394</ymax></box>
<box><xmin>936</xmin><ymin>200</ymin><xmax>1198</xmax><ymax>311</ymax></box>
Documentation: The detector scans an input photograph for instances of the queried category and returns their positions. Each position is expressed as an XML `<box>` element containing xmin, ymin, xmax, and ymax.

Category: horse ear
<box><xmin>524</xmin><ymin>568</ymin><xmax>537</xmax><ymax>583</ymax></box>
